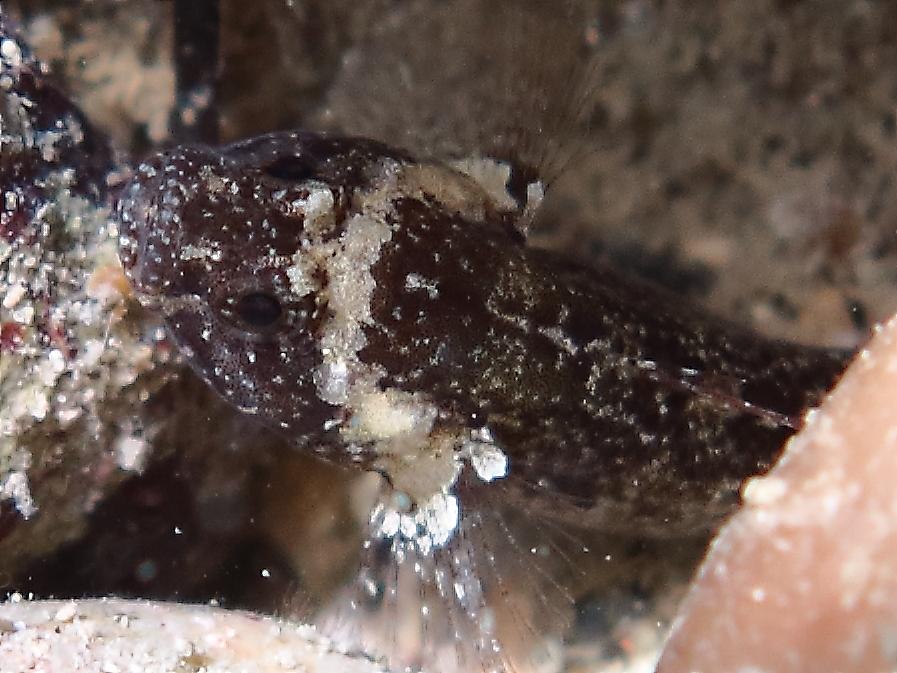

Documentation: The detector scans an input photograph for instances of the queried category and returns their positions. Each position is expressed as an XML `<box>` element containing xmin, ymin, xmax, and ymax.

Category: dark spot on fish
<box><xmin>231</xmin><ymin>291</ymin><xmax>284</xmax><ymax>331</ymax></box>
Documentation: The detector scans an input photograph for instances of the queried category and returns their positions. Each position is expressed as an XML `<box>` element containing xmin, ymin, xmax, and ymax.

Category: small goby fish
<box><xmin>115</xmin><ymin>130</ymin><xmax>849</xmax><ymax>667</ymax></box>
<box><xmin>116</xmin><ymin>132</ymin><xmax>847</xmax><ymax>671</ymax></box>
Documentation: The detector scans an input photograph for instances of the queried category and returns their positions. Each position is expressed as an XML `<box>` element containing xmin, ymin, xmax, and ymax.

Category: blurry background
<box><xmin>3</xmin><ymin>1</ymin><xmax>897</xmax><ymax>670</ymax></box>
<box><xmin>11</xmin><ymin>0</ymin><xmax>897</xmax><ymax>342</ymax></box>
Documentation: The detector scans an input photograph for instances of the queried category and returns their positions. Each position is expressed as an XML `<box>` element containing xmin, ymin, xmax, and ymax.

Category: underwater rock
<box><xmin>0</xmin><ymin>15</ymin><xmax>174</xmax><ymax>581</ymax></box>
<box><xmin>0</xmin><ymin>596</ymin><xmax>387</xmax><ymax>673</ymax></box>
<box><xmin>659</xmin><ymin>316</ymin><xmax>897</xmax><ymax>672</ymax></box>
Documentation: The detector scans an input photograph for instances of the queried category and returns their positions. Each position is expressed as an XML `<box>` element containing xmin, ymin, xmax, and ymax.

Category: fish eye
<box><xmin>233</xmin><ymin>291</ymin><xmax>284</xmax><ymax>330</ymax></box>
<box><xmin>262</xmin><ymin>155</ymin><xmax>318</xmax><ymax>181</ymax></box>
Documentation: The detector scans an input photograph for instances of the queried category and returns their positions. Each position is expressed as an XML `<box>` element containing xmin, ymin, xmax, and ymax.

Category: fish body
<box><xmin>117</xmin><ymin>130</ymin><xmax>847</xmax><ymax>536</ymax></box>
<box><xmin>116</xmin><ymin>129</ymin><xmax>849</xmax><ymax>669</ymax></box>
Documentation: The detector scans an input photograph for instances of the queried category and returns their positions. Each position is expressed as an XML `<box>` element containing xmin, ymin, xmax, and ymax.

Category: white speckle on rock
<box><xmin>0</xmin><ymin>598</ymin><xmax>387</xmax><ymax>673</ymax></box>
<box><xmin>2</xmin><ymin>281</ymin><xmax>26</xmax><ymax>309</ymax></box>
<box><xmin>53</xmin><ymin>601</ymin><xmax>78</xmax><ymax>623</ymax></box>
<box><xmin>10</xmin><ymin>304</ymin><xmax>34</xmax><ymax>324</ymax></box>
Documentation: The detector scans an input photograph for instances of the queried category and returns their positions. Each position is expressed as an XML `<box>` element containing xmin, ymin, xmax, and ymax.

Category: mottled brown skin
<box><xmin>367</xmin><ymin>198</ymin><xmax>848</xmax><ymax>533</ymax></box>
<box><xmin>116</xmin><ymin>131</ymin><xmax>849</xmax><ymax>537</ymax></box>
